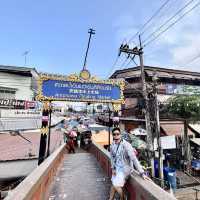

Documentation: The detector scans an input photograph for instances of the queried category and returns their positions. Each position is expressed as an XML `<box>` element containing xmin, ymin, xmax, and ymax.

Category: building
<box><xmin>0</xmin><ymin>65</ymin><xmax>39</xmax><ymax>101</ymax></box>
<box><xmin>0</xmin><ymin>65</ymin><xmax>40</xmax><ymax>131</ymax></box>
<box><xmin>110</xmin><ymin>66</ymin><xmax>200</xmax><ymax>130</ymax></box>
<box><xmin>111</xmin><ymin>66</ymin><xmax>200</xmax><ymax>167</ymax></box>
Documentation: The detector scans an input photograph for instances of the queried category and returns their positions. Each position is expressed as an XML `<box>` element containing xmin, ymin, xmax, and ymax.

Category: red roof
<box><xmin>0</xmin><ymin>129</ymin><xmax>63</xmax><ymax>161</ymax></box>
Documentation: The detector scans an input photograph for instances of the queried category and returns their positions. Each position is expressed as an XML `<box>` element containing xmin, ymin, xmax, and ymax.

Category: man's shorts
<box><xmin>111</xmin><ymin>170</ymin><xmax>126</xmax><ymax>187</ymax></box>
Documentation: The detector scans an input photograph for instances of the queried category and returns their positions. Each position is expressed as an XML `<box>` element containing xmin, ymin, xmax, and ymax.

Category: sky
<box><xmin>0</xmin><ymin>0</ymin><xmax>200</xmax><ymax>79</ymax></box>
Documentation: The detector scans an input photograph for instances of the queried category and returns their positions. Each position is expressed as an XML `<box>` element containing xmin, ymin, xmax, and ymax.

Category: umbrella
<box><xmin>130</xmin><ymin>128</ymin><xmax>147</xmax><ymax>136</ymax></box>
<box><xmin>130</xmin><ymin>135</ymin><xmax>147</xmax><ymax>149</ymax></box>
<box><xmin>69</xmin><ymin>130</ymin><xmax>77</xmax><ymax>137</ymax></box>
<box><xmin>121</xmin><ymin>131</ymin><xmax>132</xmax><ymax>143</ymax></box>
<box><xmin>68</xmin><ymin>120</ymin><xmax>79</xmax><ymax>127</ymax></box>
<box><xmin>77</xmin><ymin>124</ymin><xmax>88</xmax><ymax>132</ymax></box>
<box><xmin>91</xmin><ymin>130</ymin><xmax>113</xmax><ymax>146</ymax></box>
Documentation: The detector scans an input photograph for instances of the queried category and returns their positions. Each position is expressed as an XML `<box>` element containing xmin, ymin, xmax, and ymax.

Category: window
<box><xmin>0</xmin><ymin>89</ymin><xmax>16</xmax><ymax>99</ymax></box>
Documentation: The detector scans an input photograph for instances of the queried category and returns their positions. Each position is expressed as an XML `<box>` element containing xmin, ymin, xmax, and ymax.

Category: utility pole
<box><xmin>184</xmin><ymin>119</ymin><xmax>191</xmax><ymax>172</ymax></box>
<box><xmin>107</xmin><ymin>103</ymin><xmax>111</xmax><ymax>151</ymax></box>
<box><xmin>119</xmin><ymin>35</ymin><xmax>155</xmax><ymax>176</ymax></box>
<box><xmin>83</xmin><ymin>28</ymin><xmax>95</xmax><ymax>70</ymax></box>
<box><xmin>152</xmin><ymin>73</ymin><xmax>164</xmax><ymax>183</ymax></box>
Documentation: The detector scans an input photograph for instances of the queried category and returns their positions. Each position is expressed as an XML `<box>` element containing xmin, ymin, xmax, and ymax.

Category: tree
<box><xmin>167</xmin><ymin>95</ymin><xmax>200</xmax><ymax>168</ymax></box>
<box><xmin>167</xmin><ymin>95</ymin><xmax>200</xmax><ymax>122</ymax></box>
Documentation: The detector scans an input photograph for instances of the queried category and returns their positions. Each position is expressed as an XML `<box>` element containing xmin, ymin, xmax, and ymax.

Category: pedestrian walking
<box><xmin>109</xmin><ymin>127</ymin><xmax>150</xmax><ymax>200</ymax></box>
<box><xmin>67</xmin><ymin>136</ymin><xmax>75</xmax><ymax>153</ymax></box>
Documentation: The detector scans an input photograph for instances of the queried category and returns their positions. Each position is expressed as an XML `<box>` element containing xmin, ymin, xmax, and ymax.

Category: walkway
<box><xmin>49</xmin><ymin>151</ymin><xmax>111</xmax><ymax>200</ymax></box>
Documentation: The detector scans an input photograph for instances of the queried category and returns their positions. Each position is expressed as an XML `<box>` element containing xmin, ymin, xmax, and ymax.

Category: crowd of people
<box><xmin>62</xmin><ymin>117</ymin><xmax>92</xmax><ymax>153</ymax></box>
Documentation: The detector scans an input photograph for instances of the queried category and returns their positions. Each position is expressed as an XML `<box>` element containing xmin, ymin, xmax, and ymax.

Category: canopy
<box><xmin>130</xmin><ymin>128</ymin><xmax>147</xmax><ymax>136</ymax></box>
<box><xmin>91</xmin><ymin>130</ymin><xmax>113</xmax><ymax>146</ymax></box>
<box><xmin>89</xmin><ymin>124</ymin><xmax>108</xmax><ymax>132</ymax></box>
<box><xmin>68</xmin><ymin>120</ymin><xmax>79</xmax><ymax>128</ymax></box>
<box><xmin>76</xmin><ymin>124</ymin><xmax>88</xmax><ymax>132</ymax></box>
<box><xmin>130</xmin><ymin>135</ymin><xmax>147</xmax><ymax>149</ymax></box>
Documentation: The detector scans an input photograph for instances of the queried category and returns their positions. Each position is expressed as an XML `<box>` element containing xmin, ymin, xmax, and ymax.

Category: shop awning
<box><xmin>190</xmin><ymin>138</ymin><xmax>200</xmax><ymax>146</ymax></box>
<box><xmin>189</xmin><ymin>124</ymin><xmax>200</xmax><ymax>136</ymax></box>
<box><xmin>161</xmin><ymin>121</ymin><xmax>194</xmax><ymax>137</ymax></box>
<box><xmin>157</xmin><ymin>94</ymin><xmax>174</xmax><ymax>104</ymax></box>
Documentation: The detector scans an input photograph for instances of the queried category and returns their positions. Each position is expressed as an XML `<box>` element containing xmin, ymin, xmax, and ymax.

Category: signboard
<box><xmin>36</xmin><ymin>74</ymin><xmax>124</xmax><ymax>103</ymax></box>
<box><xmin>160</xmin><ymin>135</ymin><xmax>176</xmax><ymax>149</ymax></box>
<box><xmin>154</xmin><ymin>135</ymin><xmax>176</xmax><ymax>150</ymax></box>
<box><xmin>0</xmin><ymin>99</ymin><xmax>26</xmax><ymax>109</ymax></box>
<box><xmin>166</xmin><ymin>84</ymin><xmax>200</xmax><ymax>95</ymax></box>
<box><xmin>0</xmin><ymin>99</ymin><xmax>36</xmax><ymax>109</ymax></box>
<box><xmin>0</xmin><ymin>109</ymin><xmax>41</xmax><ymax>118</ymax></box>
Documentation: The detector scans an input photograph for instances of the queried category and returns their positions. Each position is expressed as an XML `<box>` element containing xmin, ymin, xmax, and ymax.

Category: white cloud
<box><xmin>114</xmin><ymin>0</ymin><xmax>200</xmax><ymax>71</ymax></box>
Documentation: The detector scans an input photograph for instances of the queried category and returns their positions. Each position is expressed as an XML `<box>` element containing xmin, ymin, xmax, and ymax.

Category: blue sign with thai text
<box><xmin>41</xmin><ymin>79</ymin><xmax>122</xmax><ymax>102</ymax></box>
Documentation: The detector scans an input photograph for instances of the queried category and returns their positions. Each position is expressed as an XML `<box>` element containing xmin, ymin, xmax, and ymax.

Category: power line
<box><xmin>107</xmin><ymin>52</ymin><xmax>131</xmax><ymax>77</ymax></box>
<box><xmin>123</xmin><ymin>56</ymin><xmax>138</xmax><ymax>69</ymax></box>
<box><xmin>107</xmin><ymin>55</ymin><xmax>121</xmax><ymax>78</ymax></box>
<box><xmin>108</xmin><ymin>0</ymin><xmax>170</xmax><ymax>76</ymax></box>
<box><xmin>187</xmin><ymin>53</ymin><xmax>200</xmax><ymax>65</ymax></box>
<box><xmin>127</xmin><ymin>0</ymin><xmax>172</xmax><ymax>44</ymax></box>
<box><xmin>143</xmin><ymin>0</ymin><xmax>197</xmax><ymax>46</ymax></box>
<box><xmin>119</xmin><ymin>58</ymin><xmax>129</xmax><ymax>70</ymax></box>
<box><xmin>140</xmin><ymin>0</ymin><xmax>178</xmax><ymax>37</ymax></box>
<box><xmin>144</xmin><ymin>0</ymin><xmax>200</xmax><ymax>47</ymax></box>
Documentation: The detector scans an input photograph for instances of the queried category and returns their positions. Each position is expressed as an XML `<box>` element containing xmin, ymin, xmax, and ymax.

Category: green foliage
<box><xmin>167</xmin><ymin>95</ymin><xmax>200</xmax><ymax>122</ymax></box>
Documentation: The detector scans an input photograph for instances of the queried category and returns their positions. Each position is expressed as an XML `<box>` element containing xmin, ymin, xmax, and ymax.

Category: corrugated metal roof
<box><xmin>111</xmin><ymin>66</ymin><xmax>200</xmax><ymax>81</ymax></box>
<box><xmin>0</xmin><ymin>65</ymin><xmax>38</xmax><ymax>76</ymax></box>
<box><xmin>0</xmin><ymin>129</ymin><xmax>63</xmax><ymax>161</ymax></box>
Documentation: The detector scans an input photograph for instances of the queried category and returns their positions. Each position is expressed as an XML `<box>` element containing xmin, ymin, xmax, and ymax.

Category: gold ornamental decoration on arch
<box><xmin>36</xmin><ymin>71</ymin><xmax>125</xmax><ymax>104</ymax></box>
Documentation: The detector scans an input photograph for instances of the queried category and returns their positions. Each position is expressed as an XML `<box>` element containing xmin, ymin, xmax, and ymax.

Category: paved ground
<box><xmin>175</xmin><ymin>185</ymin><xmax>200</xmax><ymax>200</ymax></box>
<box><xmin>49</xmin><ymin>151</ymin><xmax>111</xmax><ymax>200</ymax></box>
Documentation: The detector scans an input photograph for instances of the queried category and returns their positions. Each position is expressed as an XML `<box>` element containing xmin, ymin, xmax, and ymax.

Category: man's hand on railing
<box><xmin>112</xmin><ymin>169</ymin><xmax>116</xmax><ymax>176</ymax></box>
<box><xmin>141</xmin><ymin>173</ymin><xmax>152</xmax><ymax>181</ymax></box>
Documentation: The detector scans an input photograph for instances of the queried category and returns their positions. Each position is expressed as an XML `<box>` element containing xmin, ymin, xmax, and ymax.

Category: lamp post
<box><xmin>46</xmin><ymin>102</ymin><xmax>52</xmax><ymax>157</ymax></box>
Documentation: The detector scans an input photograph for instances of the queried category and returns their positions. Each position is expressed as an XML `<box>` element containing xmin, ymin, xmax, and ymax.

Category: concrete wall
<box><xmin>0</xmin><ymin>72</ymin><xmax>34</xmax><ymax>100</ymax></box>
<box><xmin>0</xmin><ymin>159</ymin><xmax>38</xmax><ymax>180</ymax></box>
<box><xmin>4</xmin><ymin>144</ymin><xmax>66</xmax><ymax>200</ymax></box>
<box><xmin>89</xmin><ymin>142</ymin><xmax>177</xmax><ymax>200</ymax></box>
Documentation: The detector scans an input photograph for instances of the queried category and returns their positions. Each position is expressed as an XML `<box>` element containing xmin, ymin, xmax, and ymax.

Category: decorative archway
<box><xmin>36</xmin><ymin>70</ymin><xmax>125</xmax><ymax>164</ymax></box>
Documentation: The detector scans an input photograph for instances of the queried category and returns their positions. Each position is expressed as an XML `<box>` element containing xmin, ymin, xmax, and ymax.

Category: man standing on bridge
<box><xmin>109</xmin><ymin>127</ymin><xmax>150</xmax><ymax>200</ymax></box>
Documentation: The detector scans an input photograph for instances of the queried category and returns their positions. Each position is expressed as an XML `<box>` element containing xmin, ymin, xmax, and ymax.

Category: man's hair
<box><xmin>112</xmin><ymin>127</ymin><xmax>121</xmax><ymax>134</ymax></box>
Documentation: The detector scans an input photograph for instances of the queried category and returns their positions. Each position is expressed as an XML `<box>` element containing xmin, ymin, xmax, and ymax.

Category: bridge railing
<box><xmin>4</xmin><ymin>141</ymin><xmax>177</xmax><ymax>200</ymax></box>
<box><xmin>4</xmin><ymin>143</ymin><xmax>66</xmax><ymax>200</ymax></box>
<box><xmin>89</xmin><ymin>142</ymin><xmax>177</xmax><ymax>200</ymax></box>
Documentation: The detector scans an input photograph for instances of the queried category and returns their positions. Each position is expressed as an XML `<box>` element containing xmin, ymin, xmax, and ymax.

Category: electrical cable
<box><xmin>107</xmin><ymin>55</ymin><xmax>121</xmax><ymax>78</ymax></box>
<box><xmin>186</xmin><ymin>53</ymin><xmax>200</xmax><ymax>65</ymax></box>
<box><xmin>127</xmin><ymin>0</ymin><xmax>172</xmax><ymax>44</ymax></box>
<box><xmin>140</xmin><ymin>0</ymin><xmax>179</xmax><ymax>37</ymax></box>
<box><xmin>143</xmin><ymin>0</ymin><xmax>199</xmax><ymax>46</ymax></box>
<box><xmin>119</xmin><ymin>57</ymin><xmax>129</xmax><ymax>70</ymax></box>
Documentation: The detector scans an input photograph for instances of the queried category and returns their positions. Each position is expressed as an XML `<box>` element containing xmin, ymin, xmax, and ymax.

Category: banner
<box><xmin>0</xmin><ymin>99</ymin><xmax>36</xmax><ymax>109</ymax></box>
<box><xmin>37</xmin><ymin>74</ymin><xmax>124</xmax><ymax>103</ymax></box>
